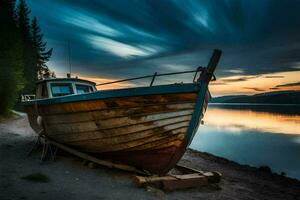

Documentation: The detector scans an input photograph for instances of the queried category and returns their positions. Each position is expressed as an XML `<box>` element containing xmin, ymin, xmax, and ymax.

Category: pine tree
<box><xmin>0</xmin><ymin>0</ymin><xmax>24</xmax><ymax>115</ymax></box>
<box><xmin>31</xmin><ymin>17</ymin><xmax>53</xmax><ymax>79</ymax></box>
<box><xmin>0</xmin><ymin>0</ymin><xmax>53</xmax><ymax>116</ymax></box>
<box><xmin>16</xmin><ymin>0</ymin><xmax>30</xmax><ymax>35</ymax></box>
<box><xmin>17</xmin><ymin>0</ymin><xmax>36</xmax><ymax>94</ymax></box>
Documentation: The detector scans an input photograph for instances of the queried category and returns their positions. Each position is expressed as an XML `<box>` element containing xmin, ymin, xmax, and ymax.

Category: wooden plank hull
<box><xmin>25</xmin><ymin>85</ymin><xmax>209</xmax><ymax>174</ymax></box>
<box><xmin>99</xmin><ymin>142</ymin><xmax>188</xmax><ymax>175</ymax></box>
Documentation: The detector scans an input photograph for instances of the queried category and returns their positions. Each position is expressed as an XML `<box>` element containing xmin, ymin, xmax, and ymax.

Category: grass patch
<box><xmin>0</xmin><ymin>116</ymin><xmax>6</xmax><ymax>123</ymax></box>
<box><xmin>0</xmin><ymin>111</ymin><xmax>16</xmax><ymax>122</ymax></box>
<box><xmin>21</xmin><ymin>173</ymin><xmax>50</xmax><ymax>183</ymax></box>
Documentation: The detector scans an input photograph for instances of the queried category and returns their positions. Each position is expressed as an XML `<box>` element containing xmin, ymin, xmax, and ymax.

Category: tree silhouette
<box><xmin>31</xmin><ymin>17</ymin><xmax>53</xmax><ymax>79</ymax></box>
<box><xmin>0</xmin><ymin>0</ymin><xmax>53</xmax><ymax>116</ymax></box>
<box><xmin>17</xmin><ymin>0</ymin><xmax>36</xmax><ymax>94</ymax></box>
<box><xmin>0</xmin><ymin>0</ymin><xmax>24</xmax><ymax>115</ymax></box>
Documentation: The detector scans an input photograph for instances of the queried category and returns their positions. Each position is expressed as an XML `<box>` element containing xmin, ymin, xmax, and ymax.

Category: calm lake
<box><xmin>191</xmin><ymin>104</ymin><xmax>300</xmax><ymax>180</ymax></box>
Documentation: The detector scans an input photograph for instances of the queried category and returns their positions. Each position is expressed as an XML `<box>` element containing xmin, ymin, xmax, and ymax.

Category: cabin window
<box><xmin>76</xmin><ymin>84</ymin><xmax>91</xmax><ymax>94</ymax></box>
<box><xmin>51</xmin><ymin>83</ymin><xmax>74</xmax><ymax>97</ymax></box>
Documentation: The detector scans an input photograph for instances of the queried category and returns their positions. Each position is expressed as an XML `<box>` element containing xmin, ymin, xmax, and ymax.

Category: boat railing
<box><xmin>21</xmin><ymin>94</ymin><xmax>36</xmax><ymax>102</ymax></box>
<box><xmin>96</xmin><ymin>49</ymin><xmax>222</xmax><ymax>88</ymax></box>
<box><xmin>96</xmin><ymin>67</ymin><xmax>213</xmax><ymax>88</ymax></box>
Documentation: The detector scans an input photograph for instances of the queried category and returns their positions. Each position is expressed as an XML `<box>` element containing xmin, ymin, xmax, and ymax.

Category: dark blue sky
<box><xmin>27</xmin><ymin>0</ymin><xmax>300</xmax><ymax>90</ymax></box>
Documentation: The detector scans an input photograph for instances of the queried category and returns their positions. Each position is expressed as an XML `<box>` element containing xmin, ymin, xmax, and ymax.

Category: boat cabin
<box><xmin>36</xmin><ymin>78</ymin><xmax>97</xmax><ymax>99</ymax></box>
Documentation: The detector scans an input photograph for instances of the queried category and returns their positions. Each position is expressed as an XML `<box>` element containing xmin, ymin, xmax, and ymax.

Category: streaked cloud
<box><xmin>243</xmin><ymin>87</ymin><xmax>265</xmax><ymax>92</ymax></box>
<box><xmin>210</xmin><ymin>71</ymin><xmax>300</xmax><ymax>96</ymax></box>
<box><xmin>264</xmin><ymin>76</ymin><xmax>285</xmax><ymax>79</ymax></box>
<box><xmin>86</xmin><ymin>34</ymin><xmax>158</xmax><ymax>58</ymax></box>
<box><xmin>226</xmin><ymin>69</ymin><xmax>244</xmax><ymax>74</ymax></box>
<box><xmin>62</xmin><ymin>8</ymin><xmax>122</xmax><ymax>37</ymax></box>
<box><xmin>26</xmin><ymin>0</ymin><xmax>300</xmax><ymax>95</ymax></box>
<box><xmin>276</xmin><ymin>82</ymin><xmax>300</xmax><ymax>88</ymax></box>
<box><xmin>220</xmin><ymin>75</ymin><xmax>259</xmax><ymax>83</ymax></box>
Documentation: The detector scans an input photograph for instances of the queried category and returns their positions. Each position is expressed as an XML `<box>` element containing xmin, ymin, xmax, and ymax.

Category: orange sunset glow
<box><xmin>75</xmin><ymin>75</ymin><xmax>135</xmax><ymax>90</ymax></box>
<box><xmin>209</xmin><ymin>71</ymin><xmax>300</xmax><ymax>96</ymax></box>
<box><xmin>73</xmin><ymin>70</ymin><xmax>300</xmax><ymax>96</ymax></box>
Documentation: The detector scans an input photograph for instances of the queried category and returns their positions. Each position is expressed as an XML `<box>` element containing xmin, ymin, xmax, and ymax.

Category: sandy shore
<box><xmin>1</xmin><ymin>113</ymin><xmax>299</xmax><ymax>200</ymax></box>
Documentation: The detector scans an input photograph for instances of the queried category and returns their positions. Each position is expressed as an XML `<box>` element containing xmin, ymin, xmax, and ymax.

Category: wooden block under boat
<box><xmin>134</xmin><ymin>170</ymin><xmax>222</xmax><ymax>191</ymax></box>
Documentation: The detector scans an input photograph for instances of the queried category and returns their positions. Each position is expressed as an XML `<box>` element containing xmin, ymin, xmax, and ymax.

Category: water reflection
<box><xmin>191</xmin><ymin>104</ymin><xmax>300</xmax><ymax>180</ymax></box>
<box><xmin>203</xmin><ymin>106</ymin><xmax>300</xmax><ymax>135</ymax></box>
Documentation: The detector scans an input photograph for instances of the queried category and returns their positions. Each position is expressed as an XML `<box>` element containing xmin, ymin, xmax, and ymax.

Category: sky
<box><xmin>27</xmin><ymin>0</ymin><xmax>300</xmax><ymax>96</ymax></box>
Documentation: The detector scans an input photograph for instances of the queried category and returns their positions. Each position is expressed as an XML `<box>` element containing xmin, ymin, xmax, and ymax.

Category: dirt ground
<box><xmin>1</xmin><ymin>113</ymin><xmax>299</xmax><ymax>200</ymax></box>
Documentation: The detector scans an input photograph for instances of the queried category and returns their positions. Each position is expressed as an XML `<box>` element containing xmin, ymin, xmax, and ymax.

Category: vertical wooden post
<box><xmin>193</xmin><ymin>66</ymin><xmax>202</xmax><ymax>82</ymax></box>
<box><xmin>206</xmin><ymin>49</ymin><xmax>222</xmax><ymax>80</ymax></box>
<box><xmin>150</xmin><ymin>72</ymin><xmax>157</xmax><ymax>86</ymax></box>
<box><xmin>187</xmin><ymin>49</ymin><xmax>222</xmax><ymax>144</ymax></box>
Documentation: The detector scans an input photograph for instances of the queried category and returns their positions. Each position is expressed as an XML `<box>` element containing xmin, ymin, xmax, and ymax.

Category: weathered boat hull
<box><xmin>25</xmin><ymin>84</ymin><xmax>209</xmax><ymax>174</ymax></box>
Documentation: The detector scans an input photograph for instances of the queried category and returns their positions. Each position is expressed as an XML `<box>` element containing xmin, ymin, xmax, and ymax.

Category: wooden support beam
<box><xmin>43</xmin><ymin>136</ymin><xmax>148</xmax><ymax>175</ymax></box>
<box><xmin>40</xmin><ymin>136</ymin><xmax>221</xmax><ymax>192</ymax></box>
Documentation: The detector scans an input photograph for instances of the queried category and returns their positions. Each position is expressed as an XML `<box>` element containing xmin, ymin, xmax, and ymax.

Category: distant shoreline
<box><xmin>211</xmin><ymin>90</ymin><xmax>300</xmax><ymax>105</ymax></box>
<box><xmin>207</xmin><ymin>102</ymin><xmax>300</xmax><ymax>116</ymax></box>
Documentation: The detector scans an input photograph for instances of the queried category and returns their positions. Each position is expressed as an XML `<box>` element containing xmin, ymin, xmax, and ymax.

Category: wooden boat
<box><xmin>22</xmin><ymin>49</ymin><xmax>221</xmax><ymax>174</ymax></box>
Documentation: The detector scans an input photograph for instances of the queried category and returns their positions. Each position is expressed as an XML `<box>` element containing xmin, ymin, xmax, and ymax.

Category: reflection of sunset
<box><xmin>203</xmin><ymin>107</ymin><xmax>300</xmax><ymax>135</ymax></box>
